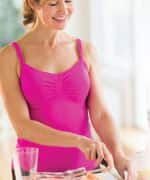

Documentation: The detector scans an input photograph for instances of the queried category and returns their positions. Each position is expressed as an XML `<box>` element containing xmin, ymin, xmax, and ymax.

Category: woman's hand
<box><xmin>77</xmin><ymin>137</ymin><xmax>114</xmax><ymax>168</ymax></box>
<box><xmin>114</xmin><ymin>152</ymin><xmax>136</xmax><ymax>180</ymax></box>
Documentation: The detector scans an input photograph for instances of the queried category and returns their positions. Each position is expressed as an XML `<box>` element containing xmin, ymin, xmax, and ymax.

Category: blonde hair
<box><xmin>22</xmin><ymin>0</ymin><xmax>46</xmax><ymax>26</ymax></box>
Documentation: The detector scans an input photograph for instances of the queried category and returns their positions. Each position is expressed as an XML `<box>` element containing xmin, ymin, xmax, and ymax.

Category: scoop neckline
<box><xmin>22</xmin><ymin>58</ymin><xmax>82</xmax><ymax>77</ymax></box>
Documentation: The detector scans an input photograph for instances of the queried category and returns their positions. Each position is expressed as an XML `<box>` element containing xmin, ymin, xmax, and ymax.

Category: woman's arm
<box><xmin>0</xmin><ymin>45</ymin><xmax>81</xmax><ymax>147</ymax></box>
<box><xmin>83</xmin><ymin>42</ymin><xmax>122</xmax><ymax>156</ymax></box>
<box><xmin>83</xmin><ymin>42</ymin><xmax>134</xmax><ymax>179</ymax></box>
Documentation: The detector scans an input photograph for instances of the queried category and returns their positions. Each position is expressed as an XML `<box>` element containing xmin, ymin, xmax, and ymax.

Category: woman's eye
<box><xmin>49</xmin><ymin>3</ymin><xmax>57</xmax><ymax>6</ymax></box>
<box><xmin>48</xmin><ymin>0</ymin><xmax>72</xmax><ymax>6</ymax></box>
<box><xmin>48</xmin><ymin>1</ymin><xmax>57</xmax><ymax>6</ymax></box>
<box><xmin>65</xmin><ymin>0</ymin><xmax>72</xmax><ymax>3</ymax></box>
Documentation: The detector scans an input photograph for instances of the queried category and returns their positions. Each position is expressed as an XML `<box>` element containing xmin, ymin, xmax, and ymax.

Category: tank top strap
<box><xmin>77</xmin><ymin>38</ymin><xmax>83</xmax><ymax>61</ymax></box>
<box><xmin>12</xmin><ymin>42</ymin><xmax>25</xmax><ymax>65</ymax></box>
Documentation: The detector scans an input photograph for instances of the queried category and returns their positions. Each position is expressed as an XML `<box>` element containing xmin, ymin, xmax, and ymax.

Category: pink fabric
<box><xmin>12</xmin><ymin>39</ymin><xmax>96</xmax><ymax>172</ymax></box>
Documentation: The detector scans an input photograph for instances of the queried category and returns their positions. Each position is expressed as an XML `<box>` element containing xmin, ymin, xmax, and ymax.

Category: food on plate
<box><xmin>80</xmin><ymin>172</ymin><xmax>104</xmax><ymax>180</ymax></box>
<box><xmin>33</xmin><ymin>170</ymin><xmax>105</xmax><ymax>180</ymax></box>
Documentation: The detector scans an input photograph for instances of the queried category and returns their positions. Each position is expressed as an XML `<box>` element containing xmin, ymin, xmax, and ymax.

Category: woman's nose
<box><xmin>57</xmin><ymin>2</ymin><xmax>67</xmax><ymax>14</ymax></box>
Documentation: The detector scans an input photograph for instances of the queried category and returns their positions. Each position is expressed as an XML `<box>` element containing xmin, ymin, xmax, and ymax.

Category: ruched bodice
<box><xmin>12</xmin><ymin>39</ymin><xmax>96</xmax><ymax>172</ymax></box>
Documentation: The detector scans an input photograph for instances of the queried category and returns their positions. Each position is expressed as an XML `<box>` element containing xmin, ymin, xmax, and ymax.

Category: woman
<box><xmin>0</xmin><ymin>0</ymin><xmax>134</xmax><ymax>179</ymax></box>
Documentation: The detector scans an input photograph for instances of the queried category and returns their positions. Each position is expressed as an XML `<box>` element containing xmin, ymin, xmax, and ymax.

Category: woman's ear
<box><xmin>27</xmin><ymin>0</ymin><xmax>41</xmax><ymax>11</ymax></box>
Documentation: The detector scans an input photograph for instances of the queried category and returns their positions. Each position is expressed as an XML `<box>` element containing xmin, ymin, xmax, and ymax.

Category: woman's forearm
<box><xmin>94</xmin><ymin>111</ymin><xmax>124</xmax><ymax>157</ymax></box>
<box><xmin>16</xmin><ymin>118</ymin><xmax>81</xmax><ymax>147</ymax></box>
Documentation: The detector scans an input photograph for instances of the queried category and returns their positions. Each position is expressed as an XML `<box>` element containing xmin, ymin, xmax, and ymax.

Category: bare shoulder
<box><xmin>81</xmin><ymin>40</ymin><xmax>100</xmax><ymax>68</ymax></box>
<box><xmin>0</xmin><ymin>44</ymin><xmax>18</xmax><ymax>75</ymax></box>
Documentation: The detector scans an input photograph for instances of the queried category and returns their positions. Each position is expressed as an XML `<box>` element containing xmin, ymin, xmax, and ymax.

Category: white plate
<box><xmin>97</xmin><ymin>172</ymin><xmax>117</xmax><ymax>180</ymax></box>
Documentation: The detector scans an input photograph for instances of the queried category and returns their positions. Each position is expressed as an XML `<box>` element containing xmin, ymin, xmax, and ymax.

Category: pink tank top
<box><xmin>12</xmin><ymin>39</ymin><xmax>96</xmax><ymax>172</ymax></box>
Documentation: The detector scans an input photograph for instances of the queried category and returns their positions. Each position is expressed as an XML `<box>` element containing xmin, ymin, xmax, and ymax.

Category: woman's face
<box><xmin>36</xmin><ymin>0</ymin><xmax>74</xmax><ymax>30</ymax></box>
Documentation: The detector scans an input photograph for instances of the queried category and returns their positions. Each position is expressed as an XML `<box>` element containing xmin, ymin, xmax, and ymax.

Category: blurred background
<box><xmin>0</xmin><ymin>0</ymin><xmax>150</xmax><ymax>155</ymax></box>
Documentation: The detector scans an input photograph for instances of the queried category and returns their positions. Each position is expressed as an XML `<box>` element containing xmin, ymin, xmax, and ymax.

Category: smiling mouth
<box><xmin>52</xmin><ymin>17</ymin><xmax>66</xmax><ymax>22</ymax></box>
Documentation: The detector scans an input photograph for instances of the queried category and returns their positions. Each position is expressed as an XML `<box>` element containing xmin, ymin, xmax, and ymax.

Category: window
<box><xmin>90</xmin><ymin>0</ymin><xmax>150</xmax><ymax>128</ymax></box>
<box><xmin>0</xmin><ymin>0</ymin><xmax>24</xmax><ymax>47</ymax></box>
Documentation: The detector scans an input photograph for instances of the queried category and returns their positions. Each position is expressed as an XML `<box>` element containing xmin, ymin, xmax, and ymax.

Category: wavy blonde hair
<box><xmin>22</xmin><ymin>0</ymin><xmax>47</xmax><ymax>26</ymax></box>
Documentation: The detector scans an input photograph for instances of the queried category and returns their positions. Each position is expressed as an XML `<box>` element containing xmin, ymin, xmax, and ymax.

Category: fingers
<box><xmin>95</xmin><ymin>142</ymin><xmax>104</xmax><ymax>166</ymax></box>
<box><xmin>115</xmin><ymin>158</ymin><xmax>136</xmax><ymax>180</ymax></box>
<box><xmin>90</xmin><ymin>143</ymin><xmax>97</xmax><ymax>160</ymax></box>
<box><xmin>90</xmin><ymin>141</ymin><xmax>114</xmax><ymax>168</ymax></box>
<box><xmin>84</xmin><ymin>147</ymin><xmax>91</xmax><ymax>160</ymax></box>
<box><xmin>102</xmin><ymin>143</ymin><xmax>114</xmax><ymax>168</ymax></box>
<box><xmin>83</xmin><ymin>143</ymin><xmax>97</xmax><ymax>160</ymax></box>
<box><xmin>80</xmin><ymin>138</ymin><xmax>113</xmax><ymax>168</ymax></box>
<box><xmin>125</xmin><ymin>162</ymin><xmax>136</xmax><ymax>180</ymax></box>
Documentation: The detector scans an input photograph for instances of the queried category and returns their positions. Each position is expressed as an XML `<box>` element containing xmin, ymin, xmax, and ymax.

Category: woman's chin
<box><xmin>53</xmin><ymin>25</ymin><xmax>67</xmax><ymax>31</ymax></box>
<box><xmin>45</xmin><ymin>24</ymin><xmax>67</xmax><ymax>31</ymax></box>
<box><xmin>56</xmin><ymin>25</ymin><xmax>65</xmax><ymax>29</ymax></box>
